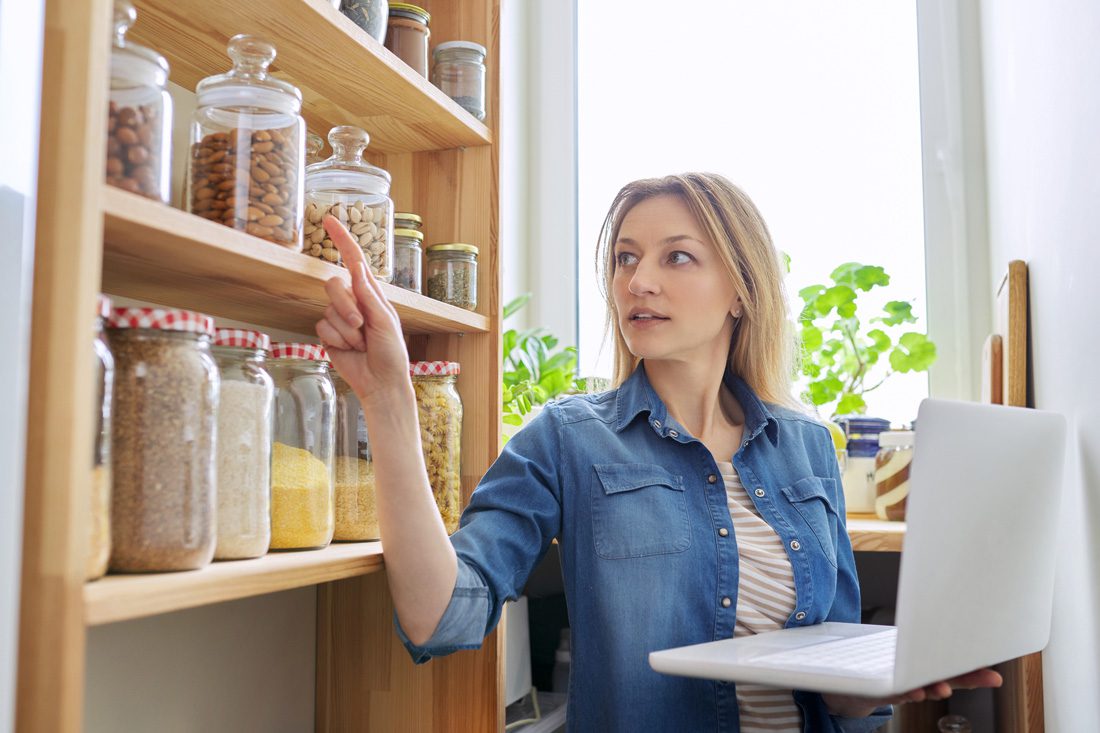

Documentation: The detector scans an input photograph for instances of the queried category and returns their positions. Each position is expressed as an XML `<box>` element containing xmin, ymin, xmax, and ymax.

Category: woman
<box><xmin>316</xmin><ymin>173</ymin><xmax>1000</xmax><ymax>732</ymax></box>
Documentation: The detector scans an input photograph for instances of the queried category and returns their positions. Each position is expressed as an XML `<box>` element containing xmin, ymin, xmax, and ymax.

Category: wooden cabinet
<box><xmin>17</xmin><ymin>0</ymin><xmax>501</xmax><ymax>729</ymax></box>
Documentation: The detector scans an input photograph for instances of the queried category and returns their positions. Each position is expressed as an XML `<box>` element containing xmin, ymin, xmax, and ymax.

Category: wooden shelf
<box><xmin>101</xmin><ymin>186</ymin><xmax>490</xmax><ymax>335</ymax></box>
<box><xmin>846</xmin><ymin>515</ymin><xmax>905</xmax><ymax>553</ymax></box>
<box><xmin>128</xmin><ymin>0</ymin><xmax>491</xmax><ymax>154</ymax></box>
<box><xmin>84</xmin><ymin>541</ymin><xmax>384</xmax><ymax>626</ymax></box>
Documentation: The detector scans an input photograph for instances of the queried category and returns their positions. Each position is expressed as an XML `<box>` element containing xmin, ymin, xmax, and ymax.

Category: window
<box><xmin>576</xmin><ymin>1</ymin><xmax>930</xmax><ymax>423</ymax></box>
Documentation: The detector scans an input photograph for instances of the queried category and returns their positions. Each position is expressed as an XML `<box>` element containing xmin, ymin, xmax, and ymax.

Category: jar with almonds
<box><xmin>304</xmin><ymin>126</ymin><xmax>394</xmax><ymax>281</ymax></box>
<box><xmin>106</xmin><ymin>0</ymin><xmax>172</xmax><ymax>202</ymax></box>
<box><xmin>186</xmin><ymin>35</ymin><xmax>305</xmax><ymax>251</ymax></box>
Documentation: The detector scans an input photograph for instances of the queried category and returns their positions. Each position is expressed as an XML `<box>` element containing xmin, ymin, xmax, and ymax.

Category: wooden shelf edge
<box><xmin>101</xmin><ymin>187</ymin><xmax>490</xmax><ymax>335</ymax></box>
<box><xmin>846</xmin><ymin>515</ymin><xmax>906</xmax><ymax>553</ymax></box>
<box><xmin>84</xmin><ymin>541</ymin><xmax>384</xmax><ymax>626</ymax></box>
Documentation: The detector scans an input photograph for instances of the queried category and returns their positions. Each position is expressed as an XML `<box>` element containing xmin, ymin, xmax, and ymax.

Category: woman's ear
<box><xmin>731</xmin><ymin>296</ymin><xmax>743</xmax><ymax>319</ymax></box>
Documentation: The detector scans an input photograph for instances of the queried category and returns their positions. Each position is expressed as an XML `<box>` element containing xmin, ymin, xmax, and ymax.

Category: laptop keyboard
<box><xmin>754</xmin><ymin>628</ymin><xmax>897</xmax><ymax>677</ymax></box>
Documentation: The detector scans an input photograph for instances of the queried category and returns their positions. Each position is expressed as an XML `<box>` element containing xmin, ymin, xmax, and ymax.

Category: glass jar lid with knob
<box><xmin>195</xmin><ymin>34</ymin><xmax>301</xmax><ymax>115</ymax></box>
<box><xmin>110</xmin><ymin>0</ymin><xmax>168</xmax><ymax>90</ymax></box>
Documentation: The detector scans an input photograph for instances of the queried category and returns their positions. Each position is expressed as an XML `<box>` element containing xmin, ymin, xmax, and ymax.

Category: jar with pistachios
<box><xmin>410</xmin><ymin>361</ymin><xmax>462</xmax><ymax>533</ymax></box>
<box><xmin>304</xmin><ymin>126</ymin><xmax>394</xmax><ymax>281</ymax></box>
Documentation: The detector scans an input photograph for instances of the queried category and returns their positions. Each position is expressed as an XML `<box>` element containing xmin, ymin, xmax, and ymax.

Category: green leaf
<box><xmin>879</xmin><ymin>300</ymin><xmax>916</xmax><ymax>326</ymax></box>
<box><xmin>837</xmin><ymin>300</ymin><xmax>857</xmax><ymax>318</ymax></box>
<box><xmin>866</xmin><ymin>328</ymin><xmax>892</xmax><ymax>352</ymax></box>
<box><xmin>503</xmin><ymin>293</ymin><xmax>532</xmax><ymax>320</ymax></box>
<box><xmin>814</xmin><ymin>285</ymin><xmax>857</xmax><ymax>316</ymax></box>
<box><xmin>541</xmin><ymin>333</ymin><xmax>559</xmax><ymax>351</ymax></box>
<box><xmin>835</xmin><ymin>392</ymin><xmax>868</xmax><ymax>415</ymax></box>
<box><xmin>781</xmin><ymin>251</ymin><xmax>792</xmax><ymax>274</ymax></box>
<box><xmin>502</xmin><ymin>413</ymin><xmax>523</xmax><ymax>426</ymax></box>
<box><xmin>889</xmin><ymin>332</ymin><xmax>937</xmax><ymax>372</ymax></box>
<box><xmin>800</xmin><ymin>324</ymin><xmax>823</xmax><ymax>351</ymax></box>
<box><xmin>799</xmin><ymin>284</ymin><xmax>826</xmax><ymax>303</ymax></box>
<box><xmin>808</xmin><ymin>376</ymin><xmax>845</xmax><ymax>405</ymax></box>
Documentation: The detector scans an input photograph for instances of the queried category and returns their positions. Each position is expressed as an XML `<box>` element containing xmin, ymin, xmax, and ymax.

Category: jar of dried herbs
<box><xmin>106</xmin><ymin>307</ymin><xmax>219</xmax><ymax>572</ymax></box>
<box><xmin>410</xmin><ymin>361</ymin><xmax>462</xmax><ymax>533</ymax></box>
<box><xmin>332</xmin><ymin>374</ymin><xmax>379</xmax><ymax>541</ymax></box>
<box><xmin>268</xmin><ymin>343</ymin><xmax>336</xmax><ymax>550</ymax></box>
<box><xmin>426</xmin><ymin>243</ymin><xmax>478</xmax><ymax>311</ymax></box>
<box><xmin>212</xmin><ymin>329</ymin><xmax>275</xmax><ymax>560</ymax></box>
<box><xmin>87</xmin><ymin>295</ymin><xmax>114</xmax><ymax>581</ymax></box>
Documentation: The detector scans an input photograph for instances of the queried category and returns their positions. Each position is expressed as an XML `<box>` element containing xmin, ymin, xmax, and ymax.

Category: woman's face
<box><xmin>612</xmin><ymin>194</ymin><xmax>742</xmax><ymax>366</ymax></box>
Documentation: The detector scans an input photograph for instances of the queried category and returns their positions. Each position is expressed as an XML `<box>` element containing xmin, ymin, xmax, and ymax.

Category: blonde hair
<box><xmin>596</xmin><ymin>172</ymin><xmax>801</xmax><ymax>410</ymax></box>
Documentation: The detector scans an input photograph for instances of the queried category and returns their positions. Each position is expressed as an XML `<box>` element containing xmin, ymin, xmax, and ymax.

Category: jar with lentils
<box><xmin>212</xmin><ymin>329</ymin><xmax>275</xmax><ymax>560</ymax></box>
<box><xmin>333</xmin><ymin>374</ymin><xmax>379</xmax><ymax>541</ymax></box>
<box><xmin>304</xmin><ymin>126</ymin><xmax>394</xmax><ymax>279</ymax></box>
<box><xmin>411</xmin><ymin>361</ymin><xmax>462</xmax><ymax>534</ymax></box>
<box><xmin>106</xmin><ymin>308</ymin><xmax>219</xmax><ymax>572</ymax></box>
<box><xmin>186</xmin><ymin>35</ymin><xmax>305</xmax><ymax>250</ymax></box>
<box><xmin>106</xmin><ymin>0</ymin><xmax>172</xmax><ymax>202</ymax></box>
<box><xmin>268</xmin><ymin>343</ymin><xmax>336</xmax><ymax>550</ymax></box>
<box><xmin>87</xmin><ymin>295</ymin><xmax>115</xmax><ymax>581</ymax></box>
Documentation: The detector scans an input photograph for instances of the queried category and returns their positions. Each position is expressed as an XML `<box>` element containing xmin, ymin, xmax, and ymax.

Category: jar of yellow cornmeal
<box><xmin>268</xmin><ymin>343</ymin><xmax>336</xmax><ymax>550</ymax></box>
<box><xmin>410</xmin><ymin>361</ymin><xmax>462</xmax><ymax>534</ymax></box>
<box><xmin>332</xmin><ymin>373</ymin><xmax>379</xmax><ymax>541</ymax></box>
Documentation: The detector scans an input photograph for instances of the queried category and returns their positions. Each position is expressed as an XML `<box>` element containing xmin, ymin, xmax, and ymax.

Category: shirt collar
<box><xmin>614</xmin><ymin>362</ymin><xmax>780</xmax><ymax>445</ymax></box>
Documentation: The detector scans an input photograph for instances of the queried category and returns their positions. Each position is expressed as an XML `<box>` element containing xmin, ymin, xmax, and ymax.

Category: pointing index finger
<box><xmin>323</xmin><ymin>215</ymin><xmax>368</xmax><ymax>274</ymax></box>
<box><xmin>322</xmin><ymin>215</ymin><xmax>393</xmax><ymax>324</ymax></box>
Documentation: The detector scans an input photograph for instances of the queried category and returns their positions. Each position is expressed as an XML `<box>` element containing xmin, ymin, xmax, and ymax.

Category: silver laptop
<box><xmin>649</xmin><ymin>398</ymin><xmax>1067</xmax><ymax>696</ymax></box>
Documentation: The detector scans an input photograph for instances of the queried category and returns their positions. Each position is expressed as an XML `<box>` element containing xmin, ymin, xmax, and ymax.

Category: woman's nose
<box><xmin>628</xmin><ymin>259</ymin><xmax>660</xmax><ymax>296</ymax></box>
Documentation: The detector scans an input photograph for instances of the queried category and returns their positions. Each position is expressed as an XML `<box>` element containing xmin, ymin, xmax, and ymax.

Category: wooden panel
<box><xmin>85</xmin><ymin>542</ymin><xmax>383</xmax><ymax>626</ymax></box>
<box><xmin>846</xmin><ymin>517</ymin><xmax>906</xmax><ymax>553</ymax></box>
<box><xmin>16</xmin><ymin>0</ymin><xmax>112</xmax><ymax>730</ymax></box>
<box><xmin>996</xmin><ymin>261</ymin><xmax>1029</xmax><ymax>408</ymax></box>
<box><xmin>128</xmin><ymin>0</ymin><xmax>491</xmax><ymax>154</ymax></box>
<box><xmin>102</xmin><ymin>186</ymin><xmax>490</xmax><ymax>335</ymax></box>
<box><xmin>997</xmin><ymin>652</ymin><xmax>1045</xmax><ymax>732</ymax></box>
<box><xmin>981</xmin><ymin>334</ymin><xmax>1004</xmax><ymax>405</ymax></box>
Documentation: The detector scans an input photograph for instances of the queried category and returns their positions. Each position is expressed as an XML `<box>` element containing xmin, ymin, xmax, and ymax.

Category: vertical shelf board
<box><xmin>17</xmin><ymin>0</ymin><xmax>111</xmax><ymax>730</ymax></box>
<box><xmin>318</xmin><ymin>0</ymin><xmax>505</xmax><ymax>727</ymax></box>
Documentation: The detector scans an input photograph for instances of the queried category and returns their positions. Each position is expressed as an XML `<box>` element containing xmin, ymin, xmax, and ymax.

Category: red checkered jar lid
<box><xmin>107</xmin><ymin>307</ymin><xmax>215</xmax><ymax>336</ymax></box>
<box><xmin>409</xmin><ymin>361</ymin><xmax>461</xmax><ymax>377</ymax></box>
<box><xmin>97</xmin><ymin>295</ymin><xmax>111</xmax><ymax>320</ymax></box>
<box><xmin>214</xmin><ymin>328</ymin><xmax>271</xmax><ymax>351</ymax></box>
<box><xmin>270</xmin><ymin>342</ymin><xmax>330</xmax><ymax>362</ymax></box>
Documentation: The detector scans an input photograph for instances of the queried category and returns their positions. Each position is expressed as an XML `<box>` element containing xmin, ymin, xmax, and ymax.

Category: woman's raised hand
<box><xmin>315</xmin><ymin>215</ymin><xmax>411</xmax><ymax>404</ymax></box>
<box><xmin>822</xmin><ymin>668</ymin><xmax>1003</xmax><ymax>719</ymax></box>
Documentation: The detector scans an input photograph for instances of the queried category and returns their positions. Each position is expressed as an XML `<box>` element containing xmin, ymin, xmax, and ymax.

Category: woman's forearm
<box><xmin>362</xmin><ymin>383</ymin><xmax>458</xmax><ymax>646</ymax></box>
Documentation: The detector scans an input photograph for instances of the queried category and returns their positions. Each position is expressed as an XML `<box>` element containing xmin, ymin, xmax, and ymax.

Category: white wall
<box><xmin>978</xmin><ymin>1</ymin><xmax>1100</xmax><ymax>729</ymax></box>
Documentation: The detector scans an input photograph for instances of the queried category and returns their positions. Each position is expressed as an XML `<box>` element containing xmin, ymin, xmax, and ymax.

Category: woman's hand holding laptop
<box><xmin>822</xmin><ymin>667</ymin><xmax>1003</xmax><ymax>718</ymax></box>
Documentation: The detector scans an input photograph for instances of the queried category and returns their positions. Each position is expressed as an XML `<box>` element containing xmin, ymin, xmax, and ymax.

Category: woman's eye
<box><xmin>616</xmin><ymin>252</ymin><xmax>638</xmax><ymax>266</ymax></box>
<box><xmin>668</xmin><ymin>251</ymin><xmax>693</xmax><ymax>265</ymax></box>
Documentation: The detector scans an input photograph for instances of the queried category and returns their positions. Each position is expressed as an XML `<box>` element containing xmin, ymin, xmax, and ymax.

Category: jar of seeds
<box><xmin>268</xmin><ymin>343</ymin><xmax>336</xmax><ymax>550</ymax></box>
<box><xmin>431</xmin><ymin>41</ymin><xmax>487</xmax><ymax>121</ymax></box>
<box><xmin>426</xmin><ymin>243</ymin><xmax>478</xmax><ymax>310</ymax></box>
<box><xmin>341</xmin><ymin>0</ymin><xmax>389</xmax><ymax>43</ymax></box>
<box><xmin>106</xmin><ymin>0</ymin><xmax>172</xmax><ymax>202</ymax></box>
<box><xmin>186</xmin><ymin>35</ymin><xmax>305</xmax><ymax>250</ymax></box>
<box><xmin>332</xmin><ymin>374</ymin><xmax>379</xmax><ymax>541</ymax></box>
<box><xmin>212</xmin><ymin>329</ymin><xmax>275</xmax><ymax>560</ymax></box>
<box><xmin>304</xmin><ymin>126</ymin><xmax>394</xmax><ymax>281</ymax></box>
<box><xmin>87</xmin><ymin>295</ymin><xmax>114</xmax><ymax>581</ymax></box>
<box><xmin>392</xmin><ymin>228</ymin><xmax>423</xmax><ymax>293</ymax></box>
<box><xmin>106</xmin><ymin>307</ymin><xmax>219</xmax><ymax>572</ymax></box>
<box><xmin>410</xmin><ymin>361</ymin><xmax>462</xmax><ymax>534</ymax></box>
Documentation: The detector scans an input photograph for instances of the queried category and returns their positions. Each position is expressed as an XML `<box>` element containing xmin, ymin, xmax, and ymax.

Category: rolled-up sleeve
<box><xmin>395</xmin><ymin>403</ymin><xmax>564</xmax><ymax>664</ymax></box>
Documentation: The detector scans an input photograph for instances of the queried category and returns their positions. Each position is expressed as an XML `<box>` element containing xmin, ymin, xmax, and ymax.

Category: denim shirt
<box><xmin>397</xmin><ymin>366</ymin><xmax>892</xmax><ymax>732</ymax></box>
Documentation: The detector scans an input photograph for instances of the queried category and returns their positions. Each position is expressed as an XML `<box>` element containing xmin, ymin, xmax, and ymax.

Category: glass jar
<box><xmin>342</xmin><ymin>0</ymin><xmax>389</xmax><ymax>43</ymax></box>
<box><xmin>333</xmin><ymin>374</ymin><xmax>379</xmax><ymax>541</ymax></box>
<box><xmin>426</xmin><ymin>243</ymin><xmax>478</xmax><ymax>310</ymax></box>
<box><xmin>212</xmin><ymin>329</ymin><xmax>275</xmax><ymax>559</ymax></box>
<box><xmin>268</xmin><ymin>343</ymin><xmax>336</xmax><ymax>550</ymax></box>
<box><xmin>305</xmin><ymin>131</ymin><xmax>326</xmax><ymax>166</ymax></box>
<box><xmin>305</xmin><ymin>126</ymin><xmax>394</xmax><ymax>280</ymax></box>
<box><xmin>106</xmin><ymin>0</ymin><xmax>172</xmax><ymax>202</ymax></box>
<box><xmin>432</xmin><ymin>41</ymin><xmax>487</xmax><ymax>121</ymax></box>
<box><xmin>411</xmin><ymin>361</ymin><xmax>462</xmax><ymax>534</ymax></box>
<box><xmin>393</xmin><ymin>228</ymin><xmax>423</xmax><ymax>293</ymax></box>
<box><xmin>874</xmin><ymin>430</ymin><xmax>914</xmax><ymax>522</ymax></box>
<box><xmin>394</xmin><ymin>211</ymin><xmax>422</xmax><ymax>232</ymax></box>
<box><xmin>186</xmin><ymin>35</ymin><xmax>305</xmax><ymax>251</ymax></box>
<box><xmin>836</xmin><ymin>415</ymin><xmax>890</xmax><ymax>514</ymax></box>
<box><xmin>385</xmin><ymin>3</ymin><xmax>431</xmax><ymax>77</ymax></box>
<box><xmin>88</xmin><ymin>295</ymin><xmax>114</xmax><ymax>581</ymax></box>
<box><xmin>106</xmin><ymin>308</ymin><xmax>219</xmax><ymax>572</ymax></box>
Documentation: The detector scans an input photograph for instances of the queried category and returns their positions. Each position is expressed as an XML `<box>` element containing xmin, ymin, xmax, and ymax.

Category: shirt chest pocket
<box><xmin>591</xmin><ymin>463</ymin><xmax>692</xmax><ymax>560</ymax></box>
<box><xmin>780</xmin><ymin>477</ymin><xmax>840</xmax><ymax>568</ymax></box>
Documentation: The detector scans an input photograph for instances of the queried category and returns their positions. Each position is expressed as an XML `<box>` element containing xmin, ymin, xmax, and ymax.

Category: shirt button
<box><xmin>653</xmin><ymin>419</ymin><xmax>662</xmax><ymax>428</ymax></box>
<box><xmin>668</xmin><ymin>429</ymin><xmax>679</xmax><ymax>438</ymax></box>
<box><xmin>707</xmin><ymin>474</ymin><xmax>717</xmax><ymax>484</ymax></box>
<box><xmin>790</xmin><ymin>540</ymin><xmax>801</xmax><ymax>551</ymax></box>
<box><xmin>795</xmin><ymin>611</ymin><xmax>807</xmax><ymax>621</ymax></box>
<box><xmin>718</xmin><ymin>527</ymin><xmax>729</xmax><ymax>537</ymax></box>
<box><xmin>721</xmin><ymin>597</ymin><xmax>732</xmax><ymax>608</ymax></box>
<box><xmin>754</xmin><ymin>488</ymin><xmax>765</xmax><ymax>498</ymax></box>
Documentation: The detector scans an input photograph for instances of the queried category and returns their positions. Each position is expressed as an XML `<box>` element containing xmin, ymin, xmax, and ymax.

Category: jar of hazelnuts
<box><xmin>106</xmin><ymin>0</ymin><xmax>172</xmax><ymax>203</ymax></box>
<box><xmin>186</xmin><ymin>35</ymin><xmax>306</xmax><ymax>251</ymax></box>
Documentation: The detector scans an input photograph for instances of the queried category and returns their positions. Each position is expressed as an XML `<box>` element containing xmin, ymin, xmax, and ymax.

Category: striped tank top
<box><xmin>717</xmin><ymin>461</ymin><xmax>802</xmax><ymax>732</ymax></box>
